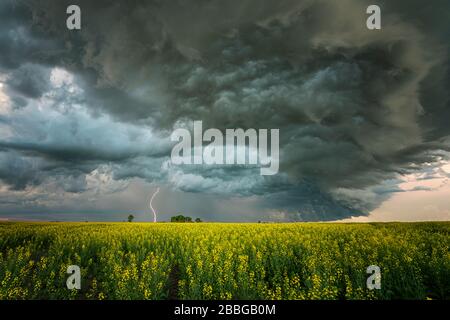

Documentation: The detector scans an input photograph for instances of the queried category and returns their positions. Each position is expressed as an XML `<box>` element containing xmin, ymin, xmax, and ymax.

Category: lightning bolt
<box><xmin>149</xmin><ymin>187</ymin><xmax>160</xmax><ymax>223</ymax></box>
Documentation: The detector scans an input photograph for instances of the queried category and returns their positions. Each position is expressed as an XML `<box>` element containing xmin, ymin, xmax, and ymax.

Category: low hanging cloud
<box><xmin>0</xmin><ymin>0</ymin><xmax>449</xmax><ymax>221</ymax></box>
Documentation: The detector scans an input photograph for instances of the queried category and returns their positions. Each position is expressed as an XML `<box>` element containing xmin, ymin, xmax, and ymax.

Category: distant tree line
<box><xmin>170</xmin><ymin>215</ymin><xmax>202</xmax><ymax>223</ymax></box>
<box><xmin>125</xmin><ymin>214</ymin><xmax>203</xmax><ymax>223</ymax></box>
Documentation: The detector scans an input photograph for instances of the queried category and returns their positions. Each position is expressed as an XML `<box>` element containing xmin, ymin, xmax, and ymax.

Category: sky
<box><xmin>0</xmin><ymin>0</ymin><xmax>449</xmax><ymax>222</ymax></box>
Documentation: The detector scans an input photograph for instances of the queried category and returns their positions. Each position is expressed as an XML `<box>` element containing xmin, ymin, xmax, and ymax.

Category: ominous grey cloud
<box><xmin>6</xmin><ymin>63</ymin><xmax>51</xmax><ymax>99</ymax></box>
<box><xmin>0</xmin><ymin>0</ymin><xmax>449</xmax><ymax>221</ymax></box>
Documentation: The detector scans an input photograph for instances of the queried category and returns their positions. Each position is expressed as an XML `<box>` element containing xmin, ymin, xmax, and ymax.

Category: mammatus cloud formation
<box><xmin>0</xmin><ymin>0</ymin><xmax>449</xmax><ymax>221</ymax></box>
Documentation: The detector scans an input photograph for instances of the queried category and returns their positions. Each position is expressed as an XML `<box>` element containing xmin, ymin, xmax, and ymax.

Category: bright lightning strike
<box><xmin>149</xmin><ymin>187</ymin><xmax>160</xmax><ymax>223</ymax></box>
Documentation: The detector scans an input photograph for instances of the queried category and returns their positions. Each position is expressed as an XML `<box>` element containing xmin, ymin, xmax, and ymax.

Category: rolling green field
<box><xmin>0</xmin><ymin>222</ymin><xmax>448</xmax><ymax>300</ymax></box>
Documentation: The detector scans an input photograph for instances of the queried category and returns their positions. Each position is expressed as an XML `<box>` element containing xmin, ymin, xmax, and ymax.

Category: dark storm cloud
<box><xmin>0</xmin><ymin>139</ymin><xmax>168</xmax><ymax>162</ymax></box>
<box><xmin>0</xmin><ymin>0</ymin><xmax>449</xmax><ymax>220</ymax></box>
<box><xmin>0</xmin><ymin>1</ymin><xmax>65</xmax><ymax>70</ymax></box>
<box><xmin>0</xmin><ymin>89</ymin><xmax>172</xmax><ymax>193</ymax></box>
<box><xmin>0</xmin><ymin>151</ymin><xmax>43</xmax><ymax>190</ymax></box>
<box><xmin>6</xmin><ymin>64</ymin><xmax>51</xmax><ymax>98</ymax></box>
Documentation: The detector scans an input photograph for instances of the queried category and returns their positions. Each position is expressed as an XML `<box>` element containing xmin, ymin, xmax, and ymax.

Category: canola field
<box><xmin>0</xmin><ymin>222</ymin><xmax>448</xmax><ymax>300</ymax></box>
